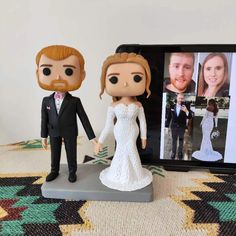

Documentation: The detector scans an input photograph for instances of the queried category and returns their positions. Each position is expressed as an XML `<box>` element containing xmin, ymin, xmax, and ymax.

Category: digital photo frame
<box><xmin>116</xmin><ymin>44</ymin><xmax>236</xmax><ymax>173</ymax></box>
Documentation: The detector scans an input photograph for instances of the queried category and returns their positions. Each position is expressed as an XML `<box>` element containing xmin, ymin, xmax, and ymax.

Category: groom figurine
<box><xmin>36</xmin><ymin>45</ymin><xmax>96</xmax><ymax>182</ymax></box>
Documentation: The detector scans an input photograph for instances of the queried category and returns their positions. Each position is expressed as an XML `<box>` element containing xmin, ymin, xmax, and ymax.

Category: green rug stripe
<box><xmin>93</xmin><ymin>160</ymin><xmax>109</xmax><ymax>164</ymax></box>
<box><xmin>148</xmin><ymin>167</ymin><xmax>163</xmax><ymax>172</ymax></box>
<box><xmin>152</xmin><ymin>171</ymin><xmax>165</xmax><ymax>177</ymax></box>
<box><xmin>13</xmin><ymin>196</ymin><xmax>39</xmax><ymax>207</ymax></box>
<box><xmin>209</xmin><ymin>200</ymin><xmax>236</xmax><ymax>221</ymax></box>
<box><xmin>0</xmin><ymin>186</ymin><xmax>25</xmax><ymax>199</ymax></box>
<box><xmin>14</xmin><ymin>140</ymin><xmax>43</xmax><ymax>149</ymax></box>
<box><xmin>95</xmin><ymin>153</ymin><xmax>108</xmax><ymax>158</ymax></box>
<box><xmin>22</xmin><ymin>144</ymin><xmax>42</xmax><ymax>149</ymax></box>
<box><xmin>95</xmin><ymin>151</ymin><xmax>108</xmax><ymax>156</ymax></box>
<box><xmin>95</xmin><ymin>147</ymin><xmax>108</xmax><ymax>156</ymax></box>
<box><xmin>21</xmin><ymin>203</ymin><xmax>60</xmax><ymax>224</ymax></box>
<box><xmin>1</xmin><ymin>221</ymin><xmax>24</xmax><ymax>236</ymax></box>
<box><xmin>148</xmin><ymin>166</ymin><xmax>165</xmax><ymax>177</ymax></box>
<box><xmin>225</xmin><ymin>193</ymin><xmax>236</xmax><ymax>201</ymax></box>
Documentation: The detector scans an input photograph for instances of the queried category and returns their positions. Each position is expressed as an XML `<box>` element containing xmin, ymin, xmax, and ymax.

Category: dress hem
<box><xmin>99</xmin><ymin>168</ymin><xmax>153</xmax><ymax>192</ymax></box>
<box><xmin>192</xmin><ymin>150</ymin><xmax>222</xmax><ymax>161</ymax></box>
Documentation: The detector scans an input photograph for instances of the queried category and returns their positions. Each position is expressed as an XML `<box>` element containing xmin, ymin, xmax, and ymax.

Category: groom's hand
<box><xmin>91</xmin><ymin>138</ymin><xmax>97</xmax><ymax>145</ymax></box>
<box><xmin>42</xmin><ymin>138</ymin><xmax>48</xmax><ymax>150</ymax></box>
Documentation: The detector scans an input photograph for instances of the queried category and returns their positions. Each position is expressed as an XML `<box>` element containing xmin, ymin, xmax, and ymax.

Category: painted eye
<box><xmin>133</xmin><ymin>75</ymin><xmax>142</xmax><ymax>83</ymax></box>
<box><xmin>109</xmin><ymin>76</ymin><xmax>118</xmax><ymax>84</ymax></box>
<box><xmin>43</xmin><ymin>68</ymin><xmax>51</xmax><ymax>76</ymax></box>
<box><xmin>65</xmin><ymin>68</ymin><xmax>73</xmax><ymax>76</ymax></box>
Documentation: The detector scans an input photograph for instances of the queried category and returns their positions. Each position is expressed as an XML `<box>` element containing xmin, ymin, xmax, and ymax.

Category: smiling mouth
<box><xmin>176</xmin><ymin>78</ymin><xmax>186</xmax><ymax>83</ymax></box>
<box><xmin>208</xmin><ymin>77</ymin><xmax>218</xmax><ymax>83</ymax></box>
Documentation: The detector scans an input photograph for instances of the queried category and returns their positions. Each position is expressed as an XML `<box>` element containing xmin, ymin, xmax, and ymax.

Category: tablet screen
<box><xmin>116</xmin><ymin>45</ymin><xmax>236</xmax><ymax>169</ymax></box>
<box><xmin>161</xmin><ymin>52</ymin><xmax>233</xmax><ymax>164</ymax></box>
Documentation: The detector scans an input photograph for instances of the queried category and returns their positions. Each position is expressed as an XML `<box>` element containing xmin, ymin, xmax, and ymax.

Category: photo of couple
<box><xmin>163</xmin><ymin>52</ymin><xmax>231</xmax><ymax>97</ymax></box>
<box><xmin>162</xmin><ymin>52</ymin><xmax>232</xmax><ymax>162</ymax></box>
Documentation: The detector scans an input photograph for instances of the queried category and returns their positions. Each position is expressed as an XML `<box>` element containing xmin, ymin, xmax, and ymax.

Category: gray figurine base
<box><xmin>41</xmin><ymin>164</ymin><xmax>153</xmax><ymax>202</ymax></box>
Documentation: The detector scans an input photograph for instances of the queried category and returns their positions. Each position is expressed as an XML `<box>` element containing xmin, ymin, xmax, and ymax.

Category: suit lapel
<box><xmin>49</xmin><ymin>93</ymin><xmax>58</xmax><ymax>117</ymax></box>
<box><xmin>58</xmin><ymin>92</ymin><xmax>70</xmax><ymax>117</ymax></box>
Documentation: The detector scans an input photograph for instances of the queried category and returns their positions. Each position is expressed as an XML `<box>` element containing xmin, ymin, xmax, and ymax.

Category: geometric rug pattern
<box><xmin>1</xmin><ymin>137</ymin><xmax>236</xmax><ymax>236</ymax></box>
<box><xmin>173</xmin><ymin>173</ymin><xmax>236</xmax><ymax>236</ymax></box>
<box><xmin>83</xmin><ymin>146</ymin><xmax>165</xmax><ymax>177</ymax></box>
<box><xmin>1</xmin><ymin>171</ymin><xmax>236</xmax><ymax>235</ymax></box>
<box><xmin>1</xmin><ymin>137</ymin><xmax>84</xmax><ymax>151</ymax></box>
<box><xmin>2</xmin><ymin>139</ymin><xmax>45</xmax><ymax>151</ymax></box>
<box><xmin>0</xmin><ymin>173</ymin><xmax>91</xmax><ymax>236</ymax></box>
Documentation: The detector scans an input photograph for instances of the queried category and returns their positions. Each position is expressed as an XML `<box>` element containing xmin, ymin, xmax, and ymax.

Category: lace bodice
<box><xmin>98</xmin><ymin>103</ymin><xmax>147</xmax><ymax>144</ymax></box>
<box><xmin>201</xmin><ymin>110</ymin><xmax>218</xmax><ymax>127</ymax></box>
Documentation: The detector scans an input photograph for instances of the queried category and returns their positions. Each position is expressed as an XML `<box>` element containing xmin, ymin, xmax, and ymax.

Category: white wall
<box><xmin>1</xmin><ymin>0</ymin><xmax>236</xmax><ymax>144</ymax></box>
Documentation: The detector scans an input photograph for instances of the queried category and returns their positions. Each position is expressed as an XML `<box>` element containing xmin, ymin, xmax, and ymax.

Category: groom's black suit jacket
<box><xmin>165</xmin><ymin>104</ymin><xmax>192</xmax><ymax>129</ymax></box>
<box><xmin>41</xmin><ymin>92</ymin><xmax>95</xmax><ymax>140</ymax></box>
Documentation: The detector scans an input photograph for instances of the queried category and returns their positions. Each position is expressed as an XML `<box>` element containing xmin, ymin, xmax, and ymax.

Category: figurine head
<box><xmin>100</xmin><ymin>53</ymin><xmax>151</xmax><ymax>99</ymax></box>
<box><xmin>36</xmin><ymin>45</ymin><xmax>86</xmax><ymax>92</ymax></box>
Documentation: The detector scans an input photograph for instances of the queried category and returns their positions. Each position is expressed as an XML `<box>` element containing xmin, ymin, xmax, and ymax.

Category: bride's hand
<box><xmin>141</xmin><ymin>139</ymin><xmax>147</xmax><ymax>149</ymax></box>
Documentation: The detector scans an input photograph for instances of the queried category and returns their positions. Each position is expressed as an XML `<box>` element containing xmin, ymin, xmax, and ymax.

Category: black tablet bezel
<box><xmin>116</xmin><ymin>44</ymin><xmax>236</xmax><ymax>173</ymax></box>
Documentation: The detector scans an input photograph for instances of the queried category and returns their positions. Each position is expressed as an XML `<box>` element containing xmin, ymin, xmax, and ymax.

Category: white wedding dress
<box><xmin>98</xmin><ymin>103</ymin><xmax>153</xmax><ymax>191</ymax></box>
<box><xmin>192</xmin><ymin>110</ymin><xmax>222</xmax><ymax>161</ymax></box>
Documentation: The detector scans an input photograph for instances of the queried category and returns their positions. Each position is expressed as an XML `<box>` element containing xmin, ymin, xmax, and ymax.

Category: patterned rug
<box><xmin>1</xmin><ymin>171</ymin><xmax>236</xmax><ymax>235</ymax></box>
<box><xmin>1</xmin><ymin>140</ymin><xmax>236</xmax><ymax>235</ymax></box>
<box><xmin>0</xmin><ymin>173</ymin><xmax>91</xmax><ymax>236</ymax></box>
<box><xmin>1</xmin><ymin>137</ymin><xmax>84</xmax><ymax>151</ymax></box>
<box><xmin>172</xmin><ymin>173</ymin><xmax>236</xmax><ymax>236</ymax></box>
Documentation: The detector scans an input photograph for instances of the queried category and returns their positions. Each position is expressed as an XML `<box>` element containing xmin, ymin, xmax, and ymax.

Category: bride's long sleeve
<box><xmin>138</xmin><ymin>107</ymin><xmax>147</xmax><ymax>139</ymax></box>
<box><xmin>98</xmin><ymin>106</ymin><xmax>115</xmax><ymax>144</ymax></box>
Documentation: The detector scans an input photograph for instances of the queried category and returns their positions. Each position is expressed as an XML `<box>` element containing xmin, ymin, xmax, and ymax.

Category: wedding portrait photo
<box><xmin>163</xmin><ymin>93</ymin><xmax>195</xmax><ymax>160</ymax></box>
<box><xmin>191</xmin><ymin>96</ymin><xmax>230</xmax><ymax>162</ymax></box>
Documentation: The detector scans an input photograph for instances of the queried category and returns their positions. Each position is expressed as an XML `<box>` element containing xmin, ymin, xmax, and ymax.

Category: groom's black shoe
<box><xmin>171</xmin><ymin>153</ymin><xmax>176</xmax><ymax>160</ymax></box>
<box><xmin>68</xmin><ymin>173</ymin><xmax>77</xmax><ymax>183</ymax></box>
<box><xmin>46</xmin><ymin>172</ymin><xmax>59</xmax><ymax>182</ymax></box>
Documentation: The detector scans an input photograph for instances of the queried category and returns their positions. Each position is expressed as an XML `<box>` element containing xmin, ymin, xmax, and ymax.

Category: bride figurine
<box><xmin>192</xmin><ymin>99</ymin><xmax>222</xmax><ymax>161</ymax></box>
<box><xmin>95</xmin><ymin>52</ymin><xmax>153</xmax><ymax>191</ymax></box>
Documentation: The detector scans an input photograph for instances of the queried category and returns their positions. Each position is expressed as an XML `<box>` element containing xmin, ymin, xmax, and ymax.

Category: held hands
<box><xmin>42</xmin><ymin>138</ymin><xmax>48</xmax><ymax>150</ymax></box>
<box><xmin>91</xmin><ymin>139</ymin><xmax>100</xmax><ymax>155</ymax></box>
<box><xmin>91</xmin><ymin>138</ymin><xmax>98</xmax><ymax>146</ymax></box>
<box><xmin>94</xmin><ymin>142</ymin><xmax>103</xmax><ymax>155</ymax></box>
